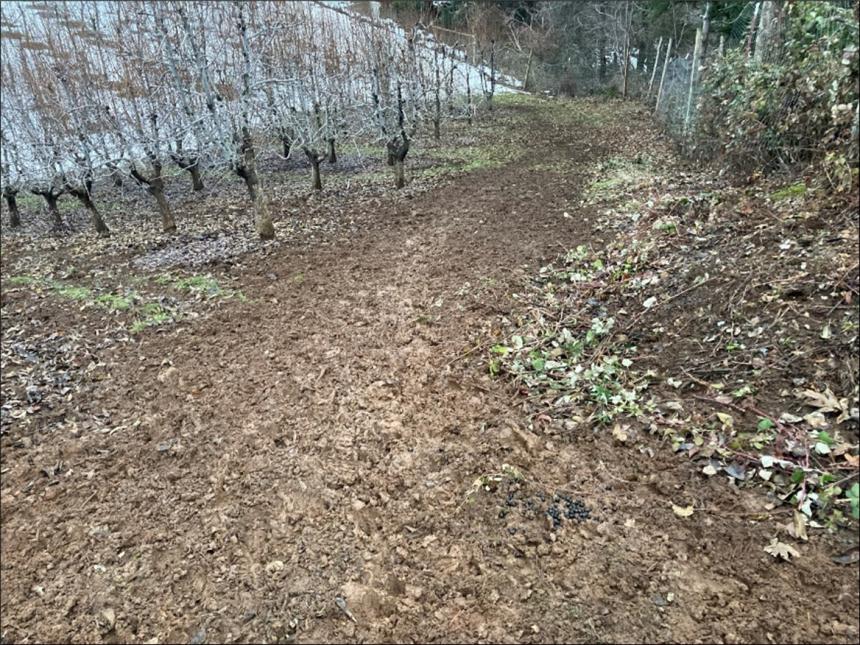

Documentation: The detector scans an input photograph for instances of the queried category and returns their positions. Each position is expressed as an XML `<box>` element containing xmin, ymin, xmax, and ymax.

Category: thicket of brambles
<box><xmin>0</xmin><ymin>1</ymin><xmax>498</xmax><ymax>239</ymax></box>
<box><xmin>697</xmin><ymin>1</ymin><xmax>858</xmax><ymax>186</ymax></box>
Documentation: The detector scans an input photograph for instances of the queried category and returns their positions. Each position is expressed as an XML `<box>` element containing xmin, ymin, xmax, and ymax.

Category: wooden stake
<box><xmin>684</xmin><ymin>27</ymin><xmax>703</xmax><ymax>135</ymax></box>
<box><xmin>647</xmin><ymin>37</ymin><xmax>664</xmax><ymax>99</ymax></box>
<box><xmin>654</xmin><ymin>37</ymin><xmax>672</xmax><ymax>113</ymax></box>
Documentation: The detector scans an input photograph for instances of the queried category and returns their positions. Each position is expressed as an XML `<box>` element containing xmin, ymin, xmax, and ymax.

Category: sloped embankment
<box><xmin>491</xmin><ymin>117</ymin><xmax>860</xmax><ymax>570</ymax></box>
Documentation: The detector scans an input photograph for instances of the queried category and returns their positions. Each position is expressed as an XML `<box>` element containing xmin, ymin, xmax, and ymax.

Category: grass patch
<box><xmin>173</xmin><ymin>273</ymin><xmax>246</xmax><ymax>301</ymax></box>
<box><xmin>770</xmin><ymin>182</ymin><xmax>806</xmax><ymax>200</ymax></box>
<box><xmin>131</xmin><ymin>303</ymin><xmax>175</xmax><ymax>333</ymax></box>
<box><xmin>8</xmin><ymin>272</ymin><xmax>243</xmax><ymax>335</ymax></box>
<box><xmin>95</xmin><ymin>293</ymin><xmax>134</xmax><ymax>311</ymax></box>
<box><xmin>586</xmin><ymin>155</ymin><xmax>654</xmax><ymax>202</ymax></box>
<box><xmin>492</xmin><ymin>92</ymin><xmax>539</xmax><ymax>108</ymax></box>
<box><xmin>174</xmin><ymin>274</ymin><xmax>223</xmax><ymax>296</ymax></box>
<box><xmin>51</xmin><ymin>282</ymin><xmax>92</xmax><ymax>300</ymax></box>
<box><xmin>653</xmin><ymin>219</ymin><xmax>679</xmax><ymax>235</ymax></box>
<box><xmin>15</xmin><ymin>193</ymin><xmax>82</xmax><ymax>214</ymax></box>
<box><xmin>427</xmin><ymin>143</ymin><xmax>521</xmax><ymax>175</ymax></box>
<box><xmin>6</xmin><ymin>275</ymin><xmax>37</xmax><ymax>286</ymax></box>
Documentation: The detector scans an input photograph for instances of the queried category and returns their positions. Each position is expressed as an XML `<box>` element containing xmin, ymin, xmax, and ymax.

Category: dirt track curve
<box><xmin>2</xmin><ymin>101</ymin><xmax>857</xmax><ymax>644</ymax></box>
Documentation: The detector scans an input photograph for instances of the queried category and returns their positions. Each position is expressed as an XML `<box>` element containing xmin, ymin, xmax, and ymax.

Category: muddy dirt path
<box><xmin>2</xmin><ymin>102</ymin><xmax>857</xmax><ymax>644</ymax></box>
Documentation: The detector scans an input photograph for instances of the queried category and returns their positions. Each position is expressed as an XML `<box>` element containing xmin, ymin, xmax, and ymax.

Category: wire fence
<box><xmin>432</xmin><ymin>2</ymin><xmax>859</xmax><ymax>178</ymax></box>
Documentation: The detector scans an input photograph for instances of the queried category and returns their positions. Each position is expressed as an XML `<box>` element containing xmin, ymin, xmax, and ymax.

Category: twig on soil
<box><xmin>691</xmin><ymin>393</ymin><xmax>788</xmax><ymax>433</ymax></box>
<box><xmin>592</xmin><ymin>276</ymin><xmax>714</xmax><ymax>362</ymax></box>
<box><xmin>599</xmin><ymin>460</ymin><xmax>636</xmax><ymax>485</ymax></box>
<box><xmin>696</xmin><ymin>506</ymin><xmax>794</xmax><ymax>517</ymax></box>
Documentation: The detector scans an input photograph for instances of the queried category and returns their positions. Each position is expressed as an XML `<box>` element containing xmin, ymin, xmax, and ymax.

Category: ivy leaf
<box><xmin>848</xmin><ymin>483</ymin><xmax>860</xmax><ymax>520</ymax></box>
<box><xmin>757</xmin><ymin>418</ymin><xmax>775</xmax><ymax>431</ymax></box>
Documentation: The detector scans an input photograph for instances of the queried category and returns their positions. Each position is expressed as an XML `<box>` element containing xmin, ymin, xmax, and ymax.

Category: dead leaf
<box><xmin>716</xmin><ymin>412</ymin><xmax>733</xmax><ymax>429</ymax></box>
<box><xmin>764</xmin><ymin>538</ymin><xmax>800</xmax><ymax>561</ymax></box>
<box><xmin>786</xmin><ymin>511</ymin><xmax>808</xmax><ymax>542</ymax></box>
<box><xmin>797</xmin><ymin>388</ymin><xmax>846</xmax><ymax>415</ymax></box>
<box><xmin>804</xmin><ymin>411</ymin><xmax>829</xmax><ymax>429</ymax></box>
<box><xmin>672</xmin><ymin>504</ymin><xmax>694</xmax><ymax>518</ymax></box>
<box><xmin>97</xmin><ymin>607</ymin><xmax>116</xmax><ymax>634</ymax></box>
<box><xmin>612</xmin><ymin>424</ymin><xmax>628</xmax><ymax>443</ymax></box>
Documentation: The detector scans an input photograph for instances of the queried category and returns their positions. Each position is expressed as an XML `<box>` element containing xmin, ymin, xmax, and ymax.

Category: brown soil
<box><xmin>1</xmin><ymin>100</ymin><xmax>858</xmax><ymax>644</ymax></box>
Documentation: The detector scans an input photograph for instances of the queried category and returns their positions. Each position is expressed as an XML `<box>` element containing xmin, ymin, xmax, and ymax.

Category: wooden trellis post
<box><xmin>684</xmin><ymin>27</ymin><xmax>703</xmax><ymax>135</ymax></box>
<box><xmin>647</xmin><ymin>37</ymin><xmax>663</xmax><ymax>99</ymax></box>
<box><xmin>654</xmin><ymin>37</ymin><xmax>672</xmax><ymax>113</ymax></box>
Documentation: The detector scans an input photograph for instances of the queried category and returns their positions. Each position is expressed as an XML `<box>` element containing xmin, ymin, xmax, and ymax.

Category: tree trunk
<box><xmin>394</xmin><ymin>159</ymin><xmax>405</xmax><ymax>189</ymax></box>
<box><xmin>86</xmin><ymin>203</ymin><xmax>110</xmax><ymax>237</ymax></box>
<box><xmin>238</xmin><ymin>163</ymin><xmax>274</xmax><ymax>239</ymax></box>
<box><xmin>754</xmin><ymin>1</ymin><xmax>775</xmax><ymax>65</ymax></box>
<box><xmin>599</xmin><ymin>37</ymin><xmax>606</xmax><ymax>83</ymax></box>
<box><xmin>150</xmin><ymin>181</ymin><xmax>176</xmax><ymax>233</ymax></box>
<box><xmin>488</xmin><ymin>40</ymin><xmax>496</xmax><ymax>110</ymax></box>
<box><xmin>622</xmin><ymin>39</ymin><xmax>631</xmax><ymax>98</ymax></box>
<box><xmin>465</xmin><ymin>52</ymin><xmax>473</xmax><ymax>125</ymax></box>
<box><xmin>72</xmin><ymin>190</ymin><xmax>110</xmax><ymax>236</ymax></box>
<box><xmin>434</xmin><ymin>47</ymin><xmax>442</xmax><ymax>137</ymax></box>
<box><xmin>282</xmin><ymin>137</ymin><xmax>292</xmax><ymax>159</ymax></box>
<box><xmin>41</xmin><ymin>194</ymin><xmax>64</xmax><ymax>231</ymax></box>
<box><xmin>242</xmin><ymin>172</ymin><xmax>258</xmax><ymax>201</ymax></box>
<box><xmin>622</xmin><ymin>0</ymin><xmax>631</xmax><ymax>99</ymax></box>
<box><xmin>746</xmin><ymin>2</ymin><xmax>762</xmax><ymax>61</ymax></box>
<box><xmin>390</xmin><ymin>137</ymin><xmax>410</xmax><ymax>189</ymax></box>
<box><xmin>311</xmin><ymin>158</ymin><xmax>322</xmax><ymax>191</ymax></box>
<box><xmin>523</xmin><ymin>48</ymin><xmax>533</xmax><ymax>92</ymax></box>
<box><xmin>850</xmin><ymin>104</ymin><xmax>860</xmax><ymax>168</ymax></box>
<box><xmin>188</xmin><ymin>163</ymin><xmax>204</xmax><ymax>191</ymax></box>
<box><xmin>700</xmin><ymin>2</ymin><xmax>712</xmax><ymax>64</ymax></box>
<box><xmin>254</xmin><ymin>191</ymin><xmax>274</xmax><ymax>240</ymax></box>
<box><xmin>327</xmin><ymin>138</ymin><xmax>337</xmax><ymax>164</ymax></box>
<box><xmin>5</xmin><ymin>192</ymin><xmax>20</xmax><ymax>228</ymax></box>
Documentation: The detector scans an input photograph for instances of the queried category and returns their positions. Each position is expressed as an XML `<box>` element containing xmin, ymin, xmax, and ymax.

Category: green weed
<box><xmin>6</xmin><ymin>275</ymin><xmax>37</xmax><ymax>286</ymax></box>
<box><xmin>131</xmin><ymin>303</ymin><xmax>174</xmax><ymax>333</ymax></box>
<box><xmin>770</xmin><ymin>182</ymin><xmax>806</xmax><ymax>200</ymax></box>
<box><xmin>174</xmin><ymin>274</ymin><xmax>222</xmax><ymax>295</ymax></box>
<box><xmin>95</xmin><ymin>293</ymin><xmax>133</xmax><ymax>311</ymax></box>
<box><xmin>51</xmin><ymin>283</ymin><xmax>91</xmax><ymax>300</ymax></box>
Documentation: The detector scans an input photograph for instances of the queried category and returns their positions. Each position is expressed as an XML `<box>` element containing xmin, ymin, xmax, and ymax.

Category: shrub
<box><xmin>697</xmin><ymin>1</ymin><xmax>858</xmax><ymax>184</ymax></box>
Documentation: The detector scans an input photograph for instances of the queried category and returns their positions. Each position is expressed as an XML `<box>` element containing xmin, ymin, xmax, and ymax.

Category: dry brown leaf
<box><xmin>764</xmin><ymin>538</ymin><xmax>800</xmax><ymax>561</ymax></box>
<box><xmin>672</xmin><ymin>504</ymin><xmax>694</xmax><ymax>518</ymax></box>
